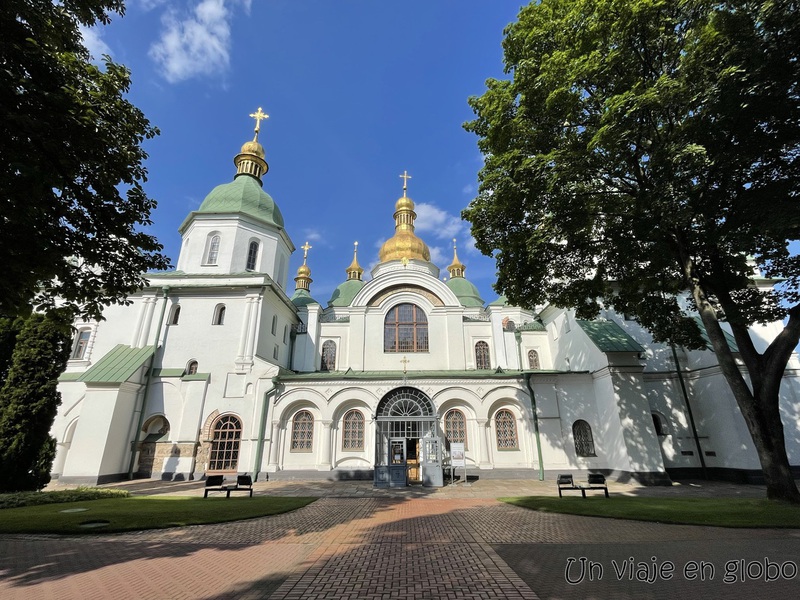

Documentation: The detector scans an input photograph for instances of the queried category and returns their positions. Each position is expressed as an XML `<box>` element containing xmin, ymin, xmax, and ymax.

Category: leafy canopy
<box><xmin>464</xmin><ymin>0</ymin><xmax>800</xmax><ymax>346</ymax></box>
<box><xmin>0</xmin><ymin>1</ymin><xmax>170</xmax><ymax>320</ymax></box>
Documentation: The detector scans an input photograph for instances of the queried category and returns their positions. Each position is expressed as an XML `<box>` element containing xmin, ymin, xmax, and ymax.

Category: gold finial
<box><xmin>346</xmin><ymin>241</ymin><xmax>364</xmax><ymax>281</ymax></box>
<box><xmin>301</xmin><ymin>241</ymin><xmax>312</xmax><ymax>263</ymax></box>
<box><xmin>448</xmin><ymin>237</ymin><xmax>466</xmax><ymax>278</ymax></box>
<box><xmin>399</xmin><ymin>170</ymin><xmax>412</xmax><ymax>197</ymax></box>
<box><xmin>249</xmin><ymin>107</ymin><xmax>269</xmax><ymax>141</ymax></box>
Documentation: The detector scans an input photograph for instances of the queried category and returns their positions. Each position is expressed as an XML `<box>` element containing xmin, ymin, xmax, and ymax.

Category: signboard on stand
<box><xmin>450</xmin><ymin>443</ymin><xmax>469</xmax><ymax>486</ymax></box>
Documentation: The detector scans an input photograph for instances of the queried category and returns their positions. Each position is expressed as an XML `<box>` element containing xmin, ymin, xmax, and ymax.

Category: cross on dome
<box><xmin>399</xmin><ymin>170</ymin><xmax>412</xmax><ymax>196</ymax></box>
<box><xmin>249</xmin><ymin>107</ymin><xmax>269</xmax><ymax>141</ymax></box>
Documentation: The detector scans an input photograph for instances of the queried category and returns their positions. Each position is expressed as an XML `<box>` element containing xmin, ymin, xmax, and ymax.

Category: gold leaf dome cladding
<box><xmin>240</xmin><ymin>139</ymin><xmax>265</xmax><ymax>158</ymax></box>
<box><xmin>379</xmin><ymin>171</ymin><xmax>431</xmax><ymax>263</ymax></box>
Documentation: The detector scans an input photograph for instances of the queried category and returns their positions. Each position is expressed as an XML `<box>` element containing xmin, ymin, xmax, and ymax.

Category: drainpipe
<box><xmin>516</xmin><ymin>330</ymin><xmax>545</xmax><ymax>481</ymax></box>
<box><xmin>670</xmin><ymin>343</ymin><xmax>707</xmax><ymax>479</ymax></box>
<box><xmin>253</xmin><ymin>377</ymin><xmax>279</xmax><ymax>481</ymax></box>
<box><xmin>127</xmin><ymin>286</ymin><xmax>170</xmax><ymax>479</ymax></box>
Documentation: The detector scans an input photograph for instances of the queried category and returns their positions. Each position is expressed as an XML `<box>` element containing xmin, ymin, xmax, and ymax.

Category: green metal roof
<box><xmin>152</xmin><ymin>368</ymin><xmax>185</xmax><ymax>378</ymax></box>
<box><xmin>291</xmin><ymin>288</ymin><xmax>319</xmax><ymax>307</ymax></box>
<box><xmin>78</xmin><ymin>345</ymin><xmax>154</xmax><ymax>384</ymax></box>
<box><xmin>488</xmin><ymin>295</ymin><xmax>508</xmax><ymax>307</ymax></box>
<box><xmin>327</xmin><ymin>279</ymin><xmax>365</xmax><ymax>307</ymax></box>
<box><xmin>182</xmin><ymin>372</ymin><xmax>211</xmax><ymax>382</ymax></box>
<box><xmin>693</xmin><ymin>317</ymin><xmax>740</xmax><ymax>353</ymax></box>
<box><xmin>576</xmin><ymin>320</ymin><xmax>645</xmax><ymax>353</ymax></box>
<box><xmin>276</xmin><ymin>368</ymin><xmax>565</xmax><ymax>383</ymax></box>
<box><xmin>58</xmin><ymin>372</ymin><xmax>82</xmax><ymax>382</ymax></box>
<box><xmin>179</xmin><ymin>174</ymin><xmax>284</xmax><ymax>233</ymax></box>
<box><xmin>446</xmin><ymin>277</ymin><xmax>485</xmax><ymax>307</ymax></box>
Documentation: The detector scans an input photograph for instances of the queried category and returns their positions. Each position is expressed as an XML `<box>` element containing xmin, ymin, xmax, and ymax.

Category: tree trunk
<box><xmin>691</xmin><ymin>284</ymin><xmax>800</xmax><ymax>503</ymax></box>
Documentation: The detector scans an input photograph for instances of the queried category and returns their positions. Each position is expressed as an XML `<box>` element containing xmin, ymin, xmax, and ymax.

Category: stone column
<box><xmin>267</xmin><ymin>421</ymin><xmax>281</xmax><ymax>472</ymax></box>
<box><xmin>477</xmin><ymin>418</ymin><xmax>493</xmax><ymax>469</ymax></box>
<box><xmin>318</xmin><ymin>420</ymin><xmax>333</xmax><ymax>471</ymax></box>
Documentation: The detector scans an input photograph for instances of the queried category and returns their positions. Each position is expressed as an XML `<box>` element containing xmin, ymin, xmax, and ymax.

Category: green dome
<box><xmin>291</xmin><ymin>288</ymin><xmax>318</xmax><ymax>307</ymax></box>
<box><xmin>447</xmin><ymin>278</ymin><xmax>484</xmax><ymax>307</ymax></box>
<box><xmin>488</xmin><ymin>295</ymin><xmax>508</xmax><ymax>307</ymax></box>
<box><xmin>195</xmin><ymin>174</ymin><xmax>284</xmax><ymax>229</ymax></box>
<box><xmin>328</xmin><ymin>279</ymin><xmax>365</xmax><ymax>307</ymax></box>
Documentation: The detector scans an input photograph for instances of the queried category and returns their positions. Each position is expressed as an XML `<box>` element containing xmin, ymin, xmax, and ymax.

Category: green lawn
<box><xmin>501</xmin><ymin>496</ymin><xmax>800</xmax><ymax>528</ymax></box>
<box><xmin>0</xmin><ymin>496</ymin><xmax>316</xmax><ymax>534</ymax></box>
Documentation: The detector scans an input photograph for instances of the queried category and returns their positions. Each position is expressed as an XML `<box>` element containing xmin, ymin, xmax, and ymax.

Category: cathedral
<box><xmin>52</xmin><ymin>114</ymin><xmax>800</xmax><ymax>487</ymax></box>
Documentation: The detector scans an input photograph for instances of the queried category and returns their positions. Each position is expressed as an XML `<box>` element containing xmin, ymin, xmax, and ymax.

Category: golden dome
<box><xmin>297</xmin><ymin>263</ymin><xmax>311</xmax><ymax>277</ymax></box>
<box><xmin>395</xmin><ymin>195</ymin><xmax>414</xmax><ymax>211</ymax></box>
<box><xmin>240</xmin><ymin>139</ymin><xmax>265</xmax><ymax>159</ymax></box>
<box><xmin>379</xmin><ymin>230</ymin><xmax>431</xmax><ymax>262</ymax></box>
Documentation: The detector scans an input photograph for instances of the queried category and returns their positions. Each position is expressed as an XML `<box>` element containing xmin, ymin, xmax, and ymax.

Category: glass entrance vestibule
<box><xmin>373</xmin><ymin>387</ymin><xmax>444</xmax><ymax>488</ymax></box>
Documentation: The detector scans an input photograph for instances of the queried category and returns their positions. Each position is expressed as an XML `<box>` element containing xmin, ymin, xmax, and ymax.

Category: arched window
<box><xmin>205</xmin><ymin>234</ymin><xmax>221</xmax><ymax>265</ymax></box>
<box><xmin>271</xmin><ymin>314</ymin><xmax>278</xmax><ymax>335</ymax></box>
<box><xmin>342</xmin><ymin>410</ymin><xmax>364</xmax><ymax>451</ymax></box>
<box><xmin>321</xmin><ymin>340</ymin><xmax>337</xmax><ymax>371</ymax></box>
<box><xmin>573</xmin><ymin>420</ymin><xmax>596</xmax><ymax>457</ymax></box>
<box><xmin>283</xmin><ymin>324</ymin><xmax>289</xmax><ymax>344</ymax></box>
<box><xmin>444</xmin><ymin>409</ymin><xmax>467</xmax><ymax>449</ymax></box>
<box><xmin>528</xmin><ymin>349</ymin><xmax>540</xmax><ymax>370</ymax></box>
<box><xmin>208</xmin><ymin>415</ymin><xmax>242</xmax><ymax>471</ymax></box>
<box><xmin>384</xmin><ymin>303</ymin><xmax>428</xmax><ymax>352</ymax></box>
<box><xmin>291</xmin><ymin>410</ymin><xmax>314</xmax><ymax>452</ymax></box>
<box><xmin>71</xmin><ymin>329</ymin><xmax>91</xmax><ymax>359</ymax></box>
<box><xmin>169</xmin><ymin>304</ymin><xmax>181</xmax><ymax>325</ymax></box>
<box><xmin>495</xmin><ymin>409</ymin><xmax>518</xmax><ymax>450</ymax></box>
<box><xmin>186</xmin><ymin>360</ymin><xmax>198</xmax><ymax>375</ymax></box>
<box><xmin>652</xmin><ymin>413</ymin><xmax>668</xmax><ymax>436</ymax></box>
<box><xmin>213</xmin><ymin>304</ymin><xmax>226</xmax><ymax>325</ymax></box>
<box><xmin>475</xmin><ymin>341</ymin><xmax>491</xmax><ymax>369</ymax></box>
<box><xmin>246</xmin><ymin>240</ymin><xmax>259</xmax><ymax>271</ymax></box>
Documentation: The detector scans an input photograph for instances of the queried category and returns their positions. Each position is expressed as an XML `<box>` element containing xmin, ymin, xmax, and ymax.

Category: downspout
<box><xmin>670</xmin><ymin>343</ymin><xmax>708</xmax><ymax>479</ymax></box>
<box><xmin>517</xmin><ymin>330</ymin><xmax>545</xmax><ymax>481</ymax></box>
<box><xmin>253</xmin><ymin>377</ymin><xmax>279</xmax><ymax>481</ymax></box>
<box><xmin>127</xmin><ymin>286</ymin><xmax>170</xmax><ymax>479</ymax></box>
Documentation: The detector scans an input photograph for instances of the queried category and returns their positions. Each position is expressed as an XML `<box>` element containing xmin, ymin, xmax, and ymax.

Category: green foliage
<box><xmin>0</xmin><ymin>1</ymin><xmax>170</xmax><ymax>320</ymax></box>
<box><xmin>0</xmin><ymin>310</ymin><xmax>73</xmax><ymax>491</ymax></box>
<box><xmin>0</xmin><ymin>496</ymin><xmax>317</xmax><ymax>534</ymax></box>
<box><xmin>464</xmin><ymin>0</ymin><xmax>800</xmax><ymax>344</ymax></box>
<box><xmin>503</xmin><ymin>496</ymin><xmax>800</xmax><ymax>528</ymax></box>
<box><xmin>0</xmin><ymin>486</ymin><xmax>130</xmax><ymax>509</ymax></box>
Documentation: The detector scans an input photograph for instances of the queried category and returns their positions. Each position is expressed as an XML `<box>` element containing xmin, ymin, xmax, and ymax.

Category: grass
<box><xmin>501</xmin><ymin>496</ymin><xmax>800</xmax><ymax>528</ymax></box>
<box><xmin>0</xmin><ymin>496</ymin><xmax>317</xmax><ymax>534</ymax></box>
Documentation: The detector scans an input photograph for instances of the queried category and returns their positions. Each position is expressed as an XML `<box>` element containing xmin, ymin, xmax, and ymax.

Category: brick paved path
<box><xmin>2</xmin><ymin>491</ymin><xmax>799</xmax><ymax>599</ymax></box>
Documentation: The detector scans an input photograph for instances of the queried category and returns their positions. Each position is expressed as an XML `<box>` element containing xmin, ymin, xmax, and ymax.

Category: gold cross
<box><xmin>399</xmin><ymin>170</ymin><xmax>412</xmax><ymax>195</ymax></box>
<box><xmin>249</xmin><ymin>107</ymin><xmax>269</xmax><ymax>139</ymax></box>
<box><xmin>400</xmin><ymin>356</ymin><xmax>410</xmax><ymax>374</ymax></box>
<box><xmin>301</xmin><ymin>241</ymin><xmax>312</xmax><ymax>263</ymax></box>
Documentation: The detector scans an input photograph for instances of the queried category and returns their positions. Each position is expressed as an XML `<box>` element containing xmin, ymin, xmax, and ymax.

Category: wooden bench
<box><xmin>557</xmin><ymin>473</ymin><xmax>610</xmax><ymax>498</ymax></box>
<box><xmin>557</xmin><ymin>474</ymin><xmax>583</xmax><ymax>497</ymax></box>
<box><xmin>582</xmin><ymin>473</ymin><xmax>610</xmax><ymax>498</ymax></box>
<box><xmin>203</xmin><ymin>474</ymin><xmax>227</xmax><ymax>498</ymax></box>
<box><xmin>226</xmin><ymin>475</ymin><xmax>253</xmax><ymax>498</ymax></box>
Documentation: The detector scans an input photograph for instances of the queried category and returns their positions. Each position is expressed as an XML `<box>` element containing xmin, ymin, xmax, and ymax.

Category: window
<box><xmin>213</xmin><ymin>304</ymin><xmax>226</xmax><ymax>325</ymax></box>
<box><xmin>186</xmin><ymin>360</ymin><xmax>198</xmax><ymax>375</ymax></box>
<box><xmin>208</xmin><ymin>415</ymin><xmax>242</xmax><ymax>471</ymax></box>
<box><xmin>283</xmin><ymin>324</ymin><xmax>288</xmax><ymax>344</ymax></box>
<box><xmin>528</xmin><ymin>349</ymin><xmax>540</xmax><ymax>370</ymax></box>
<box><xmin>384</xmin><ymin>303</ymin><xmax>428</xmax><ymax>352</ymax></box>
<box><xmin>321</xmin><ymin>340</ymin><xmax>337</xmax><ymax>371</ymax></box>
<box><xmin>573</xmin><ymin>420</ymin><xmax>596</xmax><ymax>457</ymax></box>
<box><xmin>205</xmin><ymin>234</ymin><xmax>221</xmax><ymax>265</ymax></box>
<box><xmin>342</xmin><ymin>410</ymin><xmax>364</xmax><ymax>450</ymax></box>
<box><xmin>72</xmin><ymin>329</ymin><xmax>91</xmax><ymax>359</ymax></box>
<box><xmin>169</xmin><ymin>305</ymin><xmax>181</xmax><ymax>325</ymax></box>
<box><xmin>246</xmin><ymin>240</ymin><xmax>259</xmax><ymax>271</ymax></box>
<box><xmin>495</xmin><ymin>409</ymin><xmax>518</xmax><ymax>450</ymax></box>
<box><xmin>273</xmin><ymin>344</ymin><xmax>279</xmax><ymax>359</ymax></box>
<box><xmin>444</xmin><ymin>409</ymin><xmax>467</xmax><ymax>449</ymax></box>
<box><xmin>291</xmin><ymin>410</ymin><xmax>314</xmax><ymax>452</ymax></box>
<box><xmin>475</xmin><ymin>341</ymin><xmax>491</xmax><ymax>369</ymax></box>
<box><xmin>652</xmin><ymin>413</ymin><xmax>668</xmax><ymax>436</ymax></box>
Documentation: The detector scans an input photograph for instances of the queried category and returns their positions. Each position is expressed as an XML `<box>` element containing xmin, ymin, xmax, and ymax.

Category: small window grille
<box><xmin>444</xmin><ymin>409</ymin><xmax>467</xmax><ymax>449</ymax></box>
<box><xmin>291</xmin><ymin>410</ymin><xmax>314</xmax><ymax>452</ymax></box>
<box><xmin>246</xmin><ymin>241</ymin><xmax>259</xmax><ymax>271</ymax></box>
<box><xmin>342</xmin><ymin>410</ymin><xmax>364</xmax><ymax>450</ymax></box>
<box><xmin>321</xmin><ymin>340</ymin><xmax>337</xmax><ymax>371</ymax></box>
<box><xmin>495</xmin><ymin>409</ymin><xmax>518</xmax><ymax>450</ymax></box>
<box><xmin>528</xmin><ymin>349</ymin><xmax>540</xmax><ymax>370</ymax></box>
<box><xmin>573</xmin><ymin>420</ymin><xmax>597</xmax><ymax>457</ymax></box>
<box><xmin>208</xmin><ymin>415</ymin><xmax>242</xmax><ymax>471</ymax></box>
<box><xmin>475</xmin><ymin>341</ymin><xmax>491</xmax><ymax>369</ymax></box>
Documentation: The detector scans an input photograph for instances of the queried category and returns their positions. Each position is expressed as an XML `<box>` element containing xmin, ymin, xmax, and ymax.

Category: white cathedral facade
<box><xmin>52</xmin><ymin>120</ymin><xmax>800</xmax><ymax>487</ymax></box>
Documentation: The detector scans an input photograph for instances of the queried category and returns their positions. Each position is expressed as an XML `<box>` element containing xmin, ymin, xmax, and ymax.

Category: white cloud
<box><xmin>302</xmin><ymin>229</ymin><xmax>323</xmax><ymax>243</ymax></box>
<box><xmin>149</xmin><ymin>0</ymin><xmax>249</xmax><ymax>83</ymax></box>
<box><xmin>79</xmin><ymin>25</ymin><xmax>112</xmax><ymax>61</ymax></box>
<box><xmin>414</xmin><ymin>202</ymin><xmax>464</xmax><ymax>240</ymax></box>
<box><xmin>461</xmin><ymin>183</ymin><xmax>476</xmax><ymax>196</ymax></box>
<box><xmin>429</xmin><ymin>246</ymin><xmax>449</xmax><ymax>267</ymax></box>
<box><xmin>464</xmin><ymin>236</ymin><xmax>478</xmax><ymax>254</ymax></box>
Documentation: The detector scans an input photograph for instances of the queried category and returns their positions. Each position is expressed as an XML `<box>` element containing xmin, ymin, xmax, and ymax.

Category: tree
<box><xmin>0</xmin><ymin>1</ymin><xmax>170</xmax><ymax>320</ymax></box>
<box><xmin>0</xmin><ymin>310</ymin><xmax>72</xmax><ymax>491</ymax></box>
<box><xmin>464</xmin><ymin>0</ymin><xmax>800</xmax><ymax>501</ymax></box>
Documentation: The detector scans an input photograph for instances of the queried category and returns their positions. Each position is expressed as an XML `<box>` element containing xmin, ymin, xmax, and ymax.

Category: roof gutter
<box><xmin>253</xmin><ymin>378</ymin><xmax>279</xmax><ymax>481</ymax></box>
<box><xmin>516</xmin><ymin>330</ymin><xmax>545</xmax><ymax>480</ymax></box>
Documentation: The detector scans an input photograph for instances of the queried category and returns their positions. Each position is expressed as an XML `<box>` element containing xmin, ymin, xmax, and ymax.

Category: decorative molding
<box><xmin>368</xmin><ymin>284</ymin><xmax>444</xmax><ymax>307</ymax></box>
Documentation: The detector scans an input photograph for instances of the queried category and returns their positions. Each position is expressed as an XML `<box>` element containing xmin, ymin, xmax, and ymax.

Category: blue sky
<box><xmin>81</xmin><ymin>1</ymin><xmax>526</xmax><ymax>305</ymax></box>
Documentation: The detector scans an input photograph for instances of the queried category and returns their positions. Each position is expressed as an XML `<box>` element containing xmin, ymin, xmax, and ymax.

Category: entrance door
<box><xmin>421</xmin><ymin>437</ymin><xmax>444</xmax><ymax>487</ymax></box>
<box><xmin>406</xmin><ymin>439</ymin><xmax>421</xmax><ymax>484</ymax></box>
<box><xmin>388</xmin><ymin>438</ymin><xmax>407</xmax><ymax>487</ymax></box>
